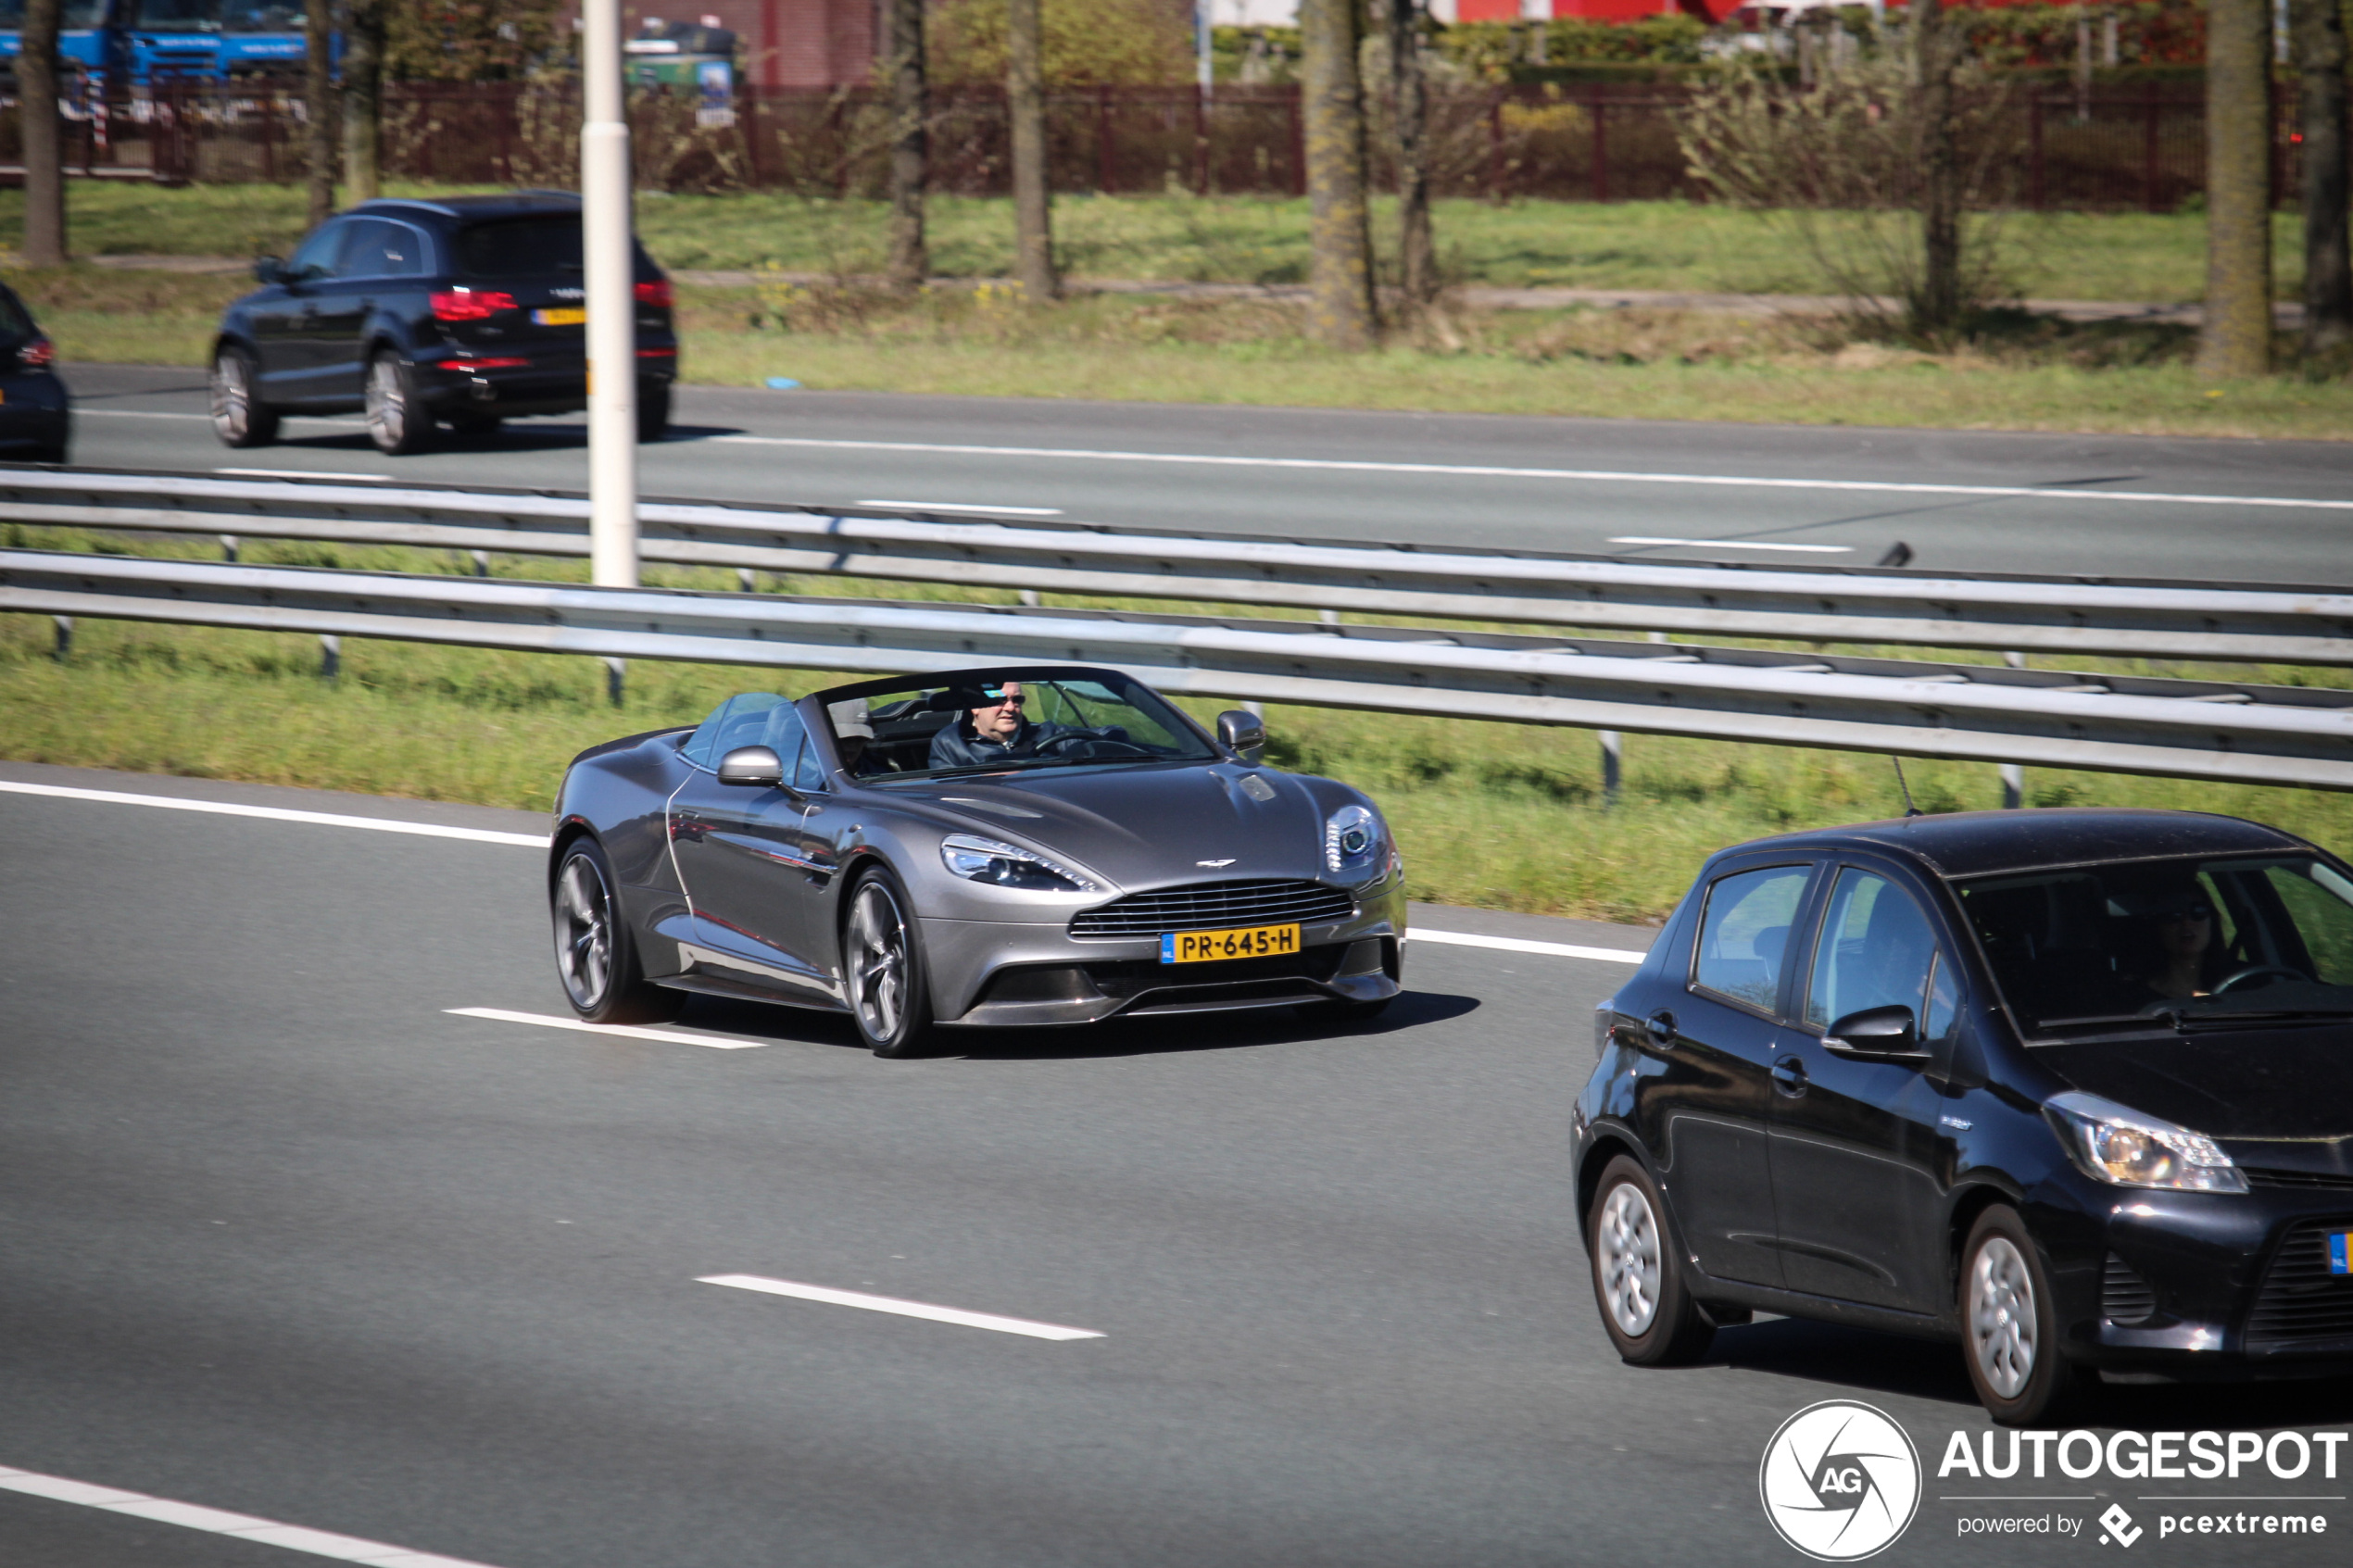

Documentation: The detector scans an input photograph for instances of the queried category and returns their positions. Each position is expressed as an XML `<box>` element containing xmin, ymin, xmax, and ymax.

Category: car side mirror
<box><xmin>254</xmin><ymin>255</ymin><xmax>286</xmax><ymax>285</ymax></box>
<box><xmin>1216</xmin><ymin>709</ymin><xmax>1265</xmax><ymax>766</ymax></box>
<box><xmin>1822</xmin><ymin>1004</ymin><xmax>1928</xmax><ymax>1063</ymax></box>
<box><xmin>717</xmin><ymin>745</ymin><xmax>785</xmax><ymax>787</ymax></box>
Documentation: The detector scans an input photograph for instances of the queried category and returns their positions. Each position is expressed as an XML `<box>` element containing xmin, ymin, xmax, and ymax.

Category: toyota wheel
<box><xmin>1588</xmin><ymin>1154</ymin><xmax>1714</xmax><ymax>1366</ymax></box>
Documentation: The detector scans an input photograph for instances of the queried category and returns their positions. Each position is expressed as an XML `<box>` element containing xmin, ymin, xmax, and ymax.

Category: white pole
<box><xmin>583</xmin><ymin>0</ymin><xmax>637</xmax><ymax>593</ymax></box>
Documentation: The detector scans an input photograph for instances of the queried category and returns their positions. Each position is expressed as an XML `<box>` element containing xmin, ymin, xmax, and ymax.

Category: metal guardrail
<box><xmin>4</xmin><ymin>468</ymin><xmax>2351</xmax><ymax>666</ymax></box>
<box><xmin>7</xmin><ymin>549</ymin><xmax>2351</xmax><ymax>791</ymax></box>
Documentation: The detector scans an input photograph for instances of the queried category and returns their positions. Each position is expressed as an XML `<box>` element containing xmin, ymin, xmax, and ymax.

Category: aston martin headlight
<box><xmin>1324</xmin><ymin>803</ymin><xmax>1388</xmax><ymax>881</ymax></box>
<box><xmin>2045</xmin><ymin>1091</ymin><xmax>2247</xmax><ymax>1193</ymax></box>
<box><xmin>939</xmin><ymin>834</ymin><xmax>1101</xmax><ymax>894</ymax></box>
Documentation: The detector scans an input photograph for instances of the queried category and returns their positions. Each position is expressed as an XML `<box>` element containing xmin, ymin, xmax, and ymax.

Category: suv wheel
<box><xmin>211</xmin><ymin>346</ymin><xmax>279</xmax><ymax>448</ymax></box>
<box><xmin>1588</xmin><ymin>1154</ymin><xmax>1714</xmax><ymax>1365</ymax></box>
<box><xmin>364</xmin><ymin>350</ymin><xmax>434</xmax><ymax>456</ymax></box>
<box><xmin>636</xmin><ymin>382</ymin><xmax>672</xmax><ymax>443</ymax></box>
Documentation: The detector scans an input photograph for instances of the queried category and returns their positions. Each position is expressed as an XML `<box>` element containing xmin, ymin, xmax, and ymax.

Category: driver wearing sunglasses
<box><xmin>927</xmin><ymin>680</ymin><xmax>1086</xmax><ymax>770</ymax></box>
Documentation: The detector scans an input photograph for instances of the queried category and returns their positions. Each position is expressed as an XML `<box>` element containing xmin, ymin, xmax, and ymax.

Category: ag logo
<box><xmin>1758</xmin><ymin>1399</ymin><xmax>1922</xmax><ymax>1562</ymax></box>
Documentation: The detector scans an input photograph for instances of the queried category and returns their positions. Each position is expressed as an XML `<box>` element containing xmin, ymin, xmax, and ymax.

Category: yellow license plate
<box><xmin>1160</xmin><ymin>922</ymin><xmax>1300</xmax><ymax>964</ymax></box>
<box><xmin>533</xmin><ymin>307</ymin><xmax>586</xmax><ymax>326</ymax></box>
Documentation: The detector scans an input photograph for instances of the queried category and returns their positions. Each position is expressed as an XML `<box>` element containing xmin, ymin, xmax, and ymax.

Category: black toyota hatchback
<box><xmin>208</xmin><ymin>192</ymin><xmax>677</xmax><ymax>456</ymax></box>
<box><xmin>1574</xmin><ymin>808</ymin><xmax>2353</xmax><ymax>1423</ymax></box>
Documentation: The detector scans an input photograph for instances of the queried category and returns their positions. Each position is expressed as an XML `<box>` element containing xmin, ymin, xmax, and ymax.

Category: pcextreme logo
<box><xmin>1759</xmin><ymin>1400</ymin><xmax>1924</xmax><ymax>1562</ymax></box>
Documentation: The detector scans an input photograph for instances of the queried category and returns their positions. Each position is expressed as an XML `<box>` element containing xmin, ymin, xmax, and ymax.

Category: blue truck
<box><xmin>0</xmin><ymin>0</ymin><xmax>319</xmax><ymax>89</ymax></box>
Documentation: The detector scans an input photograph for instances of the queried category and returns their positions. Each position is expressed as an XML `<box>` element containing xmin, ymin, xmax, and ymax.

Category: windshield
<box><xmin>219</xmin><ymin>0</ymin><xmax>302</xmax><ymax>31</ymax></box>
<box><xmin>818</xmin><ymin>671</ymin><xmax>1217</xmax><ymax>780</ymax></box>
<box><xmin>0</xmin><ymin>0</ymin><xmax>114</xmax><ymax>25</ymax></box>
<box><xmin>132</xmin><ymin>0</ymin><xmax>220</xmax><ymax>28</ymax></box>
<box><xmin>1957</xmin><ymin>854</ymin><xmax>2353</xmax><ymax>1035</ymax></box>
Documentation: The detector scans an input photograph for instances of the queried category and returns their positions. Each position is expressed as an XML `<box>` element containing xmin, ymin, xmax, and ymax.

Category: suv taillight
<box><xmin>18</xmin><ymin>337</ymin><xmax>54</xmax><ymax>369</ymax></box>
<box><xmin>431</xmin><ymin>290</ymin><xmax>517</xmax><ymax>322</ymax></box>
<box><xmin>634</xmin><ymin>279</ymin><xmax>673</xmax><ymax>309</ymax></box>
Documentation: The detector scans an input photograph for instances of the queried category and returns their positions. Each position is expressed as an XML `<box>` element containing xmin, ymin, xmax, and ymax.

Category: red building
<box><xmin>567</xmin><ymin>0</ymin><xmax>875</xmax><ymax>88</ymax></box>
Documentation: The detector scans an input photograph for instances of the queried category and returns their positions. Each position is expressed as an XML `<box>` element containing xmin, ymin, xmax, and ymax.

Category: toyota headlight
<box><xmin>2045</xmin><ymin>1091</ymin><xmax>2247</xmax><ymax>1193</ymax></box>
<box><xmin>1324</xmin><ymin>803</ymin><xmax>1390</xmax><ymax>882</ymax></box>
<box><xmin>939</xmin><ymin>834</ymin><xmax>1101</xmax><ymax>894</ymax></box>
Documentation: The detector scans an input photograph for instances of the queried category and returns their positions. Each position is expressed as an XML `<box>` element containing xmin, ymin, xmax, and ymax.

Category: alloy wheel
<box><xmin>1596</xmin><ymin>1181</ymin><xmax>1663</xmax><ymax>1337</ymax></box>
<box><xmin>1969</xmin><ymin>1235</ymin><xmax>2038</xmax><ymax>1398</ymax></box>
<box><xmin>554</xmin><ymin>854</ymin><xmax>613</xmax><ymax>1010</ymax></box>
<box><xmin>365</xmin><ymin>356</ymin><xmax>408</xmax><ymax>450</ymax></box>
<box><xmin>847</xmin><ymin>881</ymin><xmax>909</xmax><ymax>1043</ymax></box>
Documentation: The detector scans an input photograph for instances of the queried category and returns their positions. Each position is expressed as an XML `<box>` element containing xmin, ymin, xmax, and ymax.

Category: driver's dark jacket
<box><xmin>927</xmin><ymin>719</ymin><xmax>1088</xmax><ymax>770</ymax></box>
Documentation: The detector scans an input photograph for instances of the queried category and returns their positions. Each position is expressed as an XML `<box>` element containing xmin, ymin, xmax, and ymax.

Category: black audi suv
<box><xmin>208</xmin><ymin>191</ymin><xmax>677</xmax><ymax>456</ymax></box>
<box><xmin>1575</xmin><ymin>808</ymin><xmax>2353</xmax><ymax>1423</ymax></box>
<box><xmin>0</xmin><ymin>279</ymin><xmax>69</xmax><ymax>464</ymax></box>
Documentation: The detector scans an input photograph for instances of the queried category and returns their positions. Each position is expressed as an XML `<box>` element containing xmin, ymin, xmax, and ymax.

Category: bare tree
<box><xmin>343</xmin><ymin>0</ymin><xmax>388</xmax><ymax>204</ymax></box>
<box><xmin>1911</xmin><ymin>0</ymin><xmax>1964</xmax><ymax>334</ymax></box>
<box><xmin>1007</xmin><ymin>0</ymin><xmax>1056</xmax><ymax>298</ymax></box>
<box><xmin>1300</xmin><ymin>0</ymin><xmax>1375</xmax><ymax>348</ymax></box>
<box><xmin>19</xmin><ymin>0</ymin><xmax>66</xmax><ymax>267</ymax></box>
<box><xmin>2198</xmin><ymin>0</ymin><xmax>2273</xmax><ymax>378</ymax></box>
<box><xmin>305</xmin><ymin>0</ymin><xmax>337</xmax><ymax>226</ymax></box>
<box><xmin>1389</xmin><ymin>0</ymin><xmax>1436</xmax><ymax>314</ymax></box>
<box><xmin>2291</xmin><ymin>0</ymin><xmax>2350</xmax><ymax>353</ymax></box>
<box><xmin>886</xmin><ymin>0</ymin><xmax>928</xmax><ymax>295</ymax></box>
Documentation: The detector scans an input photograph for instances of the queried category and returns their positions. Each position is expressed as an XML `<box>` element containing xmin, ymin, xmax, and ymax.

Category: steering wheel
<box><xmin>2211</xmin><ymin>964</ymin><xmax>2309</xmax><ymax>995</ymax></box>
<box><xmin>1035</xmin><ymin>733</ymin><xmax>1151</xmax><ymax>758</ymax></box>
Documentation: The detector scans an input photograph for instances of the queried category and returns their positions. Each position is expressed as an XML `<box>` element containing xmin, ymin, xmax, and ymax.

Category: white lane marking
<box><xmin>0</xmin><ymin>1464</ymin><xmax>504</xmax><ymax>1567</ymax></box>
<box><xmin>1409</xmin><ymin>928</ymin><xmax>1646</xmax><ymax>964</ymax></box>
<box><xmin>0</xmin><ymin>781</ymin><xmax>548</xmax><ymax>847</ymax></box>
<box><xmin>1609</xmin><ymin>534</ymin><xmax>1852</xmax><ymax>554</ymax></box>
<box><xmin>856</xmin><ymin>498</ymin><xmax>1063</xmax><ymax>516</ymax></box>
<box><xmin>714</xmin><ymin>434</ymin><xmax>2353</xmax><ymax>512</ymax></box>
<box><xmin>82</xmin><ymin>408</ymin><xmax>366</xmax><ymax>426</ymax></box>
<box><xmin>218</xmin><ymin>467</ymin><xmax>394</xmax><ymax>483</ymax></box>
<box><xmin>446</xmin><ymin>1007</ymin><xmax>772</xmax><ymax>1049</ymax></box>
<box><xmin>3</xmin><ymin>781</ymin><xmax>1640</xmax><ymax>961</ymax></box>
<box><xmin>698</xmin><ymin>1273</ymin><xmax>1104</xmax><ymax>1340</ymax></box>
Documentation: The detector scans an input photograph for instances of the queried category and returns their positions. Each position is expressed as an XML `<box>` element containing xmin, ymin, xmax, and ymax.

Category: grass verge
<box><xmin>0</xmin><ymin>183</ymin><xmax>2307</xmax><ymax>303</ymax></box>
<box><xmin>6</xmin><ymin>533</ymin><xmax>2348</xmax><ymax>922</ymax></box>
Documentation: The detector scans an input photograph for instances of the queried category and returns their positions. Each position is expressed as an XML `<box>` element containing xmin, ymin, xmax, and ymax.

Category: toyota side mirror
<box><xmin>1822</xmin><ymin>1004</ymin><xmax>1928</xmax><ymax>1063</ymax></box>
<box><xmin>1216</xmin><ymin>709</ymin><xmax>1265</xmax><ymax>766</ymax></box>
<box><xmin>254</xmin><ymin>255</ymin><xmax>286</xmax><ymax>285</ymax></box>
<box><xmin>717</xmin><ymin>745</ymin><xmax>785</xmax><ymax>787</ymax></box>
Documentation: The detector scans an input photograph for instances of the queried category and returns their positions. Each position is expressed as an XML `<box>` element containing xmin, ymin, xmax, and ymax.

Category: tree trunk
<box><xmin>305</xmin><ymin>0</ymin><xmax>337</xmax><ymax>227</ymax></box>
<box><xmin>1008</xmin><ymin>0</ymin><xmax>1056</xmax><ymax>298</ymax></box>
<box><xmin>342</xmin><ymin>0</ymin><xmax>386</xmax><ymax>204</ymax></box>
<box><xmin>19</xmin><ymin>0</ymin><xmax>66</xmax><ymax>267</ymax></box>
<box><xmin>1390</xmin><ymin>0</ymin><xmax>1435</xmax><ymax>312</ymax></box>
<box><xmin>885</xmin><ymin>0</ymin><xmax>928</xmax><ymax>295</ymax></box>
<box><xmin>1300</xmin><ymin>0</ymin><xmax>1375</xmax><ymax>348</ymax></box>
<box><xmin>2291</xmin><ymin>0</ymin><xmax>2351</xmax><ymax>353</ymax></box>
<box><xmin>2198</xmin><ymin>0</ymin><xmax>2273</xmax><ymax>378</ymax></box>
<box><xmin>1911</xmin><ymin>0</ymin><xmax>1963</xmax><ymax>335</ymax></box>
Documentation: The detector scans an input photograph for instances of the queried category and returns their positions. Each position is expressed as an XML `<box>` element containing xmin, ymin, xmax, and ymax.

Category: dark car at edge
<box><xmin>208</xmin><ymin>191</ymin><xmax>676</xmax><ymax>456</ymax></box>
<box><xmin>1573</xmin><ymin>807</ymin><xmax>2353</xmax><ymax>1423</ymax></box>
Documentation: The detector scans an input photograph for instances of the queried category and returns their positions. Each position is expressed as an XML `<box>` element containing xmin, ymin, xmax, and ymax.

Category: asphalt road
<box><xmin>61</xmin><ymin>365</ymin><xmax>2353</xmax><ymax>584</ymax></box>
<box><xmin>5</xmin><ymin>759</ymin><xmax>2350</xmax><ymax>1568</ymax></box>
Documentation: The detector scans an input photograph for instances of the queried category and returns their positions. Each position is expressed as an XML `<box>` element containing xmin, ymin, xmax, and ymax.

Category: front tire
<box><xmin>364</xmin><ymin>349</ymin><xmax>434</xmax><ymax>456</ymax></box>
<box><xmin>211</xmin><ymin>345</ymin><xmax>278</xmax><ymax>447</ymax></box>
<box><xmin>842</xmin><ymin>870</ymin><xmax>937</xmax><ymax>1059</ymax></box>
<box><xmin>1959</xmin><ymin>1206</ymin><xmax>2077</xmax><ymax>1424</ymax></box>
<box><xmin>551</xmin><ymin>838</ymin><xmax>684</xmax><ymax>1024</ymax></box>
<box><xmin>1588</xmin><ymin>1154</ymin><xmax>1715</xmax><ymax>1366</ymax></box>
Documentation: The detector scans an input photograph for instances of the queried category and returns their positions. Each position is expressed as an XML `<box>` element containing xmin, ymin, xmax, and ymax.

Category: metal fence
<box><xmin>5</xmin><ymin>79</ymin><xmax>2287</xmax><ymax>211</ymax></box>
<box><xmin>2</xmin><ymin>470</ymin><xmax>2347</xmax><ymax>668</ymax></box>
<box><xmin>6</xmin><ymin>547</ymin><xmax>2351</xmax><ymax>791</ymax></box>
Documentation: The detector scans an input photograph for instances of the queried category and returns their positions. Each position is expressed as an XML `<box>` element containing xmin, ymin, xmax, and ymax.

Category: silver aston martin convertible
<box><xmin>547</xmin><ymin>665</ymin><xmax>1408</xmax><ymax>1055</ymax></box>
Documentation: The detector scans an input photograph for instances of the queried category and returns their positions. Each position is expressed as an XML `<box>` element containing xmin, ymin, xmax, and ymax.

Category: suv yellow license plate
<box><xmin>533</xmin><ymin>307</ymin><xmax>586</xmax><ymax>326</ymax></box>
<box><xmin>1160</xmin><ymin>922</ymin><xmax>1300</xmax><ymax>964</ymax></box>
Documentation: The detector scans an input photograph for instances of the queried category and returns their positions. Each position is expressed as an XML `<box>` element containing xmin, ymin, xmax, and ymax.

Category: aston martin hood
<box><xmin>899</xmin><ymin>763</ymin><xmax>1337</xmax><ymax>888</ymax></box>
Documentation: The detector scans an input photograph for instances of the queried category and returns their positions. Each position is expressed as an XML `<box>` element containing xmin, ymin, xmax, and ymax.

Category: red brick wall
<box><xmin>559</xmin><ymin>0</ymin><xmax>876</xmax><ymax>88</ymax></box>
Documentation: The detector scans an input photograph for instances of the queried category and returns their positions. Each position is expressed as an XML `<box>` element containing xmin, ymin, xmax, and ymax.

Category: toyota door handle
<box><xmin>1644</xmin><ymin>1010</ymin><xmax>1677</xmax><ymax>1047</ymax></box>
<box><xmin>1770</xmin><ymin>1055</ymin><xmax>1808</xmax><ymax>1097</ymax></box>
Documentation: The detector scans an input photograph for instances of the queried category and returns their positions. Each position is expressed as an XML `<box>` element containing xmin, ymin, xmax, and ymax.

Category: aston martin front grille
<box><xmin>2245</xmin><ymin>1220</ymin><xmax>2353</xmax><ymax>1350</ymax></box>
<box><xmin>1069</xmin><ymin>879</ymin><xmax>1356</xmax><ymax>939</ymax></box>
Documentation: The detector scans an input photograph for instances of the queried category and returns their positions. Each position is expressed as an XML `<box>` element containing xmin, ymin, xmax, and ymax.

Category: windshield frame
<box><xmin>812</xmin><ymin>665</ymin><xmax>1222</xmax><ymax>783</ymax></box>
<box><xmin>1951</xmin><ymin>847</ymin><xmax>2353</xmax><ymax>1042</ymax></box>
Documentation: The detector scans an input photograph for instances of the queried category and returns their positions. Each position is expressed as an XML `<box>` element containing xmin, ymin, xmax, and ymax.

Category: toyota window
<box><xmin>1692</xmin><ymin>864</ymin><xmax>1813</xmax><ymax>1012</ymax></box>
